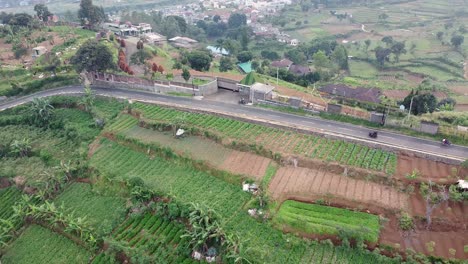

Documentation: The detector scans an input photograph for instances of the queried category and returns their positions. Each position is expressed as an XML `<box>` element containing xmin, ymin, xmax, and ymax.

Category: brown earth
<box><xmin>220</xmin><ymin>151</ymin><xmax>271</xmax><ymax>181</ymax></box>
<box><xmin>395</xmin><ymin>154</ymin><xmax>466</xmax><ymax>183</ymax></box>
<box><xmin>268</xmin><ymin>166</ymin><xmax>408</xmax><ymax>210</ymax></box>
<box><xmin>448</xmin><ymin>84</ymin><xmax>468</xmax><ymax>95</ymax></box>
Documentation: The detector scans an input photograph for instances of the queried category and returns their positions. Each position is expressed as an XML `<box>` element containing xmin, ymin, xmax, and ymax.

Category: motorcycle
<box><xmin>441</xmin><ymin>139</ymin><xmax>451</xmax><ymax>146</ymax></box>
<box><xmin>368</xmin><ymin>131</ymin><xmax>378</xmax><ymax>139</ymax></box>
<box><xmin>238</xmin><ymin>98</ymin><xmax>246</xmax><ymax>105</ymax></box>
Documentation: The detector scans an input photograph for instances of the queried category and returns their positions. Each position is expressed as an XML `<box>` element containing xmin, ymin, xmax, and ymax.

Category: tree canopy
<box><xmin>71</xmin><ymin>40</ymin><xmax>114</xmax><ymax>73</ymax></box>
<box><xmin>228</xmin><ymin>13</ymin><xmax>247</xmax><ymax>28</ymax></box>
<box><xmin>187</xmin><ymin>51</ymin><xmax>212</xmax><ymax>71</ymax></box>
<box><xmin>34</xmin><ymin>4</ymin><xmax>52</xmax><ymax>22</ymax></box>
<box><xmin>403</xmin><ymin>91</ymin><xmax>437</xmax><ymax>115</ymax></box>
<box><xmin>78</xmin><ymin>0</ymin><xmax>106</xmax><ymax>29</ymax></box>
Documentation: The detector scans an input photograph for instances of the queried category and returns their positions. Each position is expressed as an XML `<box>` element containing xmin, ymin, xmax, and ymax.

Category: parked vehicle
<box><xmin>238</xmin><ymin>98</ymin><xmax>246</xmax><ymax>105</ymax></box>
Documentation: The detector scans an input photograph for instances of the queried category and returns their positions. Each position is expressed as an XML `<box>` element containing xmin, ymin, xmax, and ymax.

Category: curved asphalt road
<box><xmin>1</xmin><ymin>85</ymin><xmax>467</xmax><ymax>161</ymax></box>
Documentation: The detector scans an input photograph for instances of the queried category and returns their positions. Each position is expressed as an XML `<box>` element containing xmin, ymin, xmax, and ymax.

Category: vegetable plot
<box><xmin>273</xmin><ymin>200</ymin><xmax>381</xmax><ymax>243</ymax></box>
<box><xmin>1</xmin><ymin>225</ymin><xmax>91</xmax><ymax>264</ymax></box>
<box><xmin>111</xmin><ymin>213</ymin><xmax>193</xmax><ymax>263</ymax></box>
<box><xmin>132</xmin><ymin>104</ymin><xmax>397</xmax><ymax>174</ymax></box>
<box><xmin>0</xmin><ymin>187</ymin><xmax>22</xmax><ymax>220</ymax></box>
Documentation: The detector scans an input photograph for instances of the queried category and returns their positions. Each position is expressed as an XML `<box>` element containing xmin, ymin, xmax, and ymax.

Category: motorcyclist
<box><xmin>442</xmin><ymin>138</ymin><xmax>450</xmax><ymax>145</ymax></box>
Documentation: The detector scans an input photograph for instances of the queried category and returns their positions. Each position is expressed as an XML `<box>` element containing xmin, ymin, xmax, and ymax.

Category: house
<box><xmin>319</xmin><ymin>84</ymin><xmax>382</xmax><ymax>104</ymax></box>
<box><xmin>104</xmin><ymin>22</ymin><xmax>152</xmax><ymax>37</ymax></box>
<box><xmin>289</xmin><ymin>64</ymin><xmax>310</xmax><ymax>76</ymax></box>
<box><xmin>206</xmin><ymin>45</ymin><xmax>229</xmax><ymax>56</ymax></box>
<box><xmin>32</xmin><ymin>46</ymin><xmax>47</xmax><ymax>58</ymax></box>
<box><xmin>290</xmin><ymin>38</ymin><xmax>299</xmax><ymax>46</ymax></box>
<box><xmin>271</xmin><ymin>58</ymin><xmax>293</xmax><ymax>69</ymax></box>
<box><xmin>143</xmin><ymin>32</ymin><xmax>167</xmax><ymax>46</ymax></box>
<box><xmin>169</xmin><ymin>36</ymin><xmax>198</xmax><ymax>49</ymax></box>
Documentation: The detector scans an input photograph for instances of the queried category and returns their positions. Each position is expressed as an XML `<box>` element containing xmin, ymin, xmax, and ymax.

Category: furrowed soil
<box><xmin>123</xmin><ymin>125</ymin><xmax>271</xmax><ymax>181</ymax></box>
<box><xmin>268</xmin><ymin>166</ymin><xmax>408</xmax><ymax>210</ymax></box>
<box><xmin>396</xmin><ymin>154</ymin><xmax>466</xmax><ymax>182</ymax></box>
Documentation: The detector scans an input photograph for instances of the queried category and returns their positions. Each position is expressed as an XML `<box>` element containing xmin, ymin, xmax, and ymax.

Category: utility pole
<box><xmin>276</xmin><ymin>67</ymin><xmax>279</xmax><ymax>85</ymax></box>
<box><xmin>407</xmin><ymin>96</ymin><xmax>414</xmax><ymax>119</ymax></box>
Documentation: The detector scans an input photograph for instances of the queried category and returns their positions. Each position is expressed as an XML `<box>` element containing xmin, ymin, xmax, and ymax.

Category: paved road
<box><xmin>1</xmin><ymin>86</ymin><xmax>467</xmax><ymax>161</ymax></box>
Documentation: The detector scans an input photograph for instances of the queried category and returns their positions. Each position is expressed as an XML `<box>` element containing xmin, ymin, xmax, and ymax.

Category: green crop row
<box><xmin>105</xmin><ymin>114</ymin><xmax>139</xmax><ymax>133</ymax></box>
<box><xmin>112</xmin><ymin>213</ymin><xmax>192</xmax><ymax>262</ymax></box>
<box><xmin>273</xmin><ymin>201</ymin><xmax>381</xmax><ymax>243</ymax></box>
<box><xmin>1</xmin><ymin>225</ymin><xmax>91</xmax><ymax>264</ymax></box>
<box><xmin>132</xmin><ymin>103</ymin><xmax>397</xmax><ymax>174</ymax></box>
<box><xmin>0</xmin><ymin>187</ymin><xmax>22</xmax><ymax>220</ymax></box>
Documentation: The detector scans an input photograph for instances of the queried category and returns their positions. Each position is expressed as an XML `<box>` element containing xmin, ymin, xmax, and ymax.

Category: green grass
<box><xmin>273</xmin><ymin>200</ymin><xmax>381</xmax><ymax>243</ymax></box>
<box><xmin>55</xmin><ymin>183</ymin><xmax>127</xmax><ymax>236</ymax></box>
<box><xmin>1</xmin><ymin>225</ymin><xmax>91</xmax><ymax>264</ymax></box>
<box><xmin>349</xmin><ymin>60</ymin><xmax>379</xmax><ymax>79</ymax></box>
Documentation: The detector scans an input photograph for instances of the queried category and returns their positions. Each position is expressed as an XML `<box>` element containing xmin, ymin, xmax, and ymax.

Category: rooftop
<box><xmin>206</xmin><ymin>45</ymin><xmax>229</xmax><ymax>56</ymax></box>
<box><xmin>238</xmin><ymin>61</ymin><xmax>252</xmax><ymax>74</ymax></box>
<box><xmin>271</xmin><ymin>58</ymin><xmax>293</xmax><ymax>68</ymax></box>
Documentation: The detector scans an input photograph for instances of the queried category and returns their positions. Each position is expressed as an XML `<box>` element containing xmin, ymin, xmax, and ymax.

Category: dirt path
<box><xmin>269</xmin><ymin>166</ymin><xmax>408</xmax><ymax>210</ymax></box>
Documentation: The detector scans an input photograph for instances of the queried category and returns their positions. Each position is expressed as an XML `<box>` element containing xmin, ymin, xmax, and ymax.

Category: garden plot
<box><xmin>110</xmin><ymin>213</ymin><xmax>192</xmax><ymax>263</ymax></box>
<box><xmin>121</xmin><ymin>124</ymin><xmax>271</xmax><ymax>180</ymax></box>
<box><xmin>396</xmin><ymin>154</ymin><xmax>466</xmax><ymax>182</ymax></box>
<box><xmin>273</xmin><ymin>200</ymin><xmax>381</xmax><ymax>243</ymax></box>
<box><xmin>1</xmin><ymin>225</ymin><xmax>91</xmax><ymax>264</ymax></box>
<box><xmin>0</xmin><ymin>187</ymin><xmax>22</xmax><ymax>220</ymax></box>
<box><xmin>269</xmin><ymin>167</ymin><xmax>408</xmax><ymax>210</ymax></box>
<box><xmin>55</xmin><ymin>183</ymin><xmax>126</xmax><ymax>236</ymax></box>
<box><xmin>132</xmin><ymin>103</ymin><xmax>397</xmax><ymax>174</ymax></box>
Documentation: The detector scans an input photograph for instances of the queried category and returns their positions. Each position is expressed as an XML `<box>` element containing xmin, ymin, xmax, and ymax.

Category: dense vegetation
<box><xmin>273</xmin><ymin>200</ymin><xmax>381</xmax><ymax>243</ymax></box>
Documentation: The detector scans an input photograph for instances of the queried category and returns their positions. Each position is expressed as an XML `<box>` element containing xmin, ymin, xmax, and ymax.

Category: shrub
<box><xmin>398</xmin><ymin>212</ymin><xmax>413</xmax><ymax>231</ymax></box>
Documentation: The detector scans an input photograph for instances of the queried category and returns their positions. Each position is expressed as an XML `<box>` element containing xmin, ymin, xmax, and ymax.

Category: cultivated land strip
<box><xmin>269</xmin><ymin>167</ymin><xmax>408</xmax><ymax>210</ymax></box>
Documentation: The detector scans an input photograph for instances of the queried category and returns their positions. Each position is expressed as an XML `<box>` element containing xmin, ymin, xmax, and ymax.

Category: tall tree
<box><xmin>187</xmin><ymin>51</ymin><xmax>212</xmax><ymax>71</ymax></box>
<box><xmin>182</xmin><ymin>67</ymin><xmax>191</xmax><ymax>83</ymax></box>
<box><xmin>374</xmin><ymin>46</ymin><xmax>391</xmax><ymax>67</ymax></box>
<box><xmin>34</xmin><ymin>4</ymin><xmax>52</xmax><ymax>22</ymax></box>
<box><xmin>78</xmin><ymin>0</ymin><xmax>106</xmax><ymax>29</ymax></box>
<box><xmin>381</xmin><ymin>36</ymin><xmax>394</xmax><ymax>47</ymax></box>
<box><xmin>450</xmin><ymin>35</ymin><xmax>464</xmax><ymax>49</ymax></box>
<box><xmin>228</xmin><ymin>13</ymin><xmax>247</xmax><ymax>28</ymax></box>
<box><xmin>331</xmin><ymin>45</ymin><xmax>348</xmax><ymax>70</ymax></box>
<box><xmin>390</xmin><ymin>41</ymin><xmax>406</xmax><ymax>63</ymax></box>
<box><xmin>71</xmin><ymin>40</ymin><xmax>114</xmax><ymax>73</ymax></box>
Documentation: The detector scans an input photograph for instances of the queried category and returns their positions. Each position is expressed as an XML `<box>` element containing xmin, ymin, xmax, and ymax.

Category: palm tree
<box><xmin>29</xmin><ymin>97</ymin><xmax>54</xmax><ymax>127</ymax></box>
<box><xmin>80</xmin><ymin>85</ymin><xmax>95</xmax><ymax>113</ymax></box>
<box><xmin>10</xmin><ymin>138</ymin><xmax>31</xmax><ymax>158</ymax></box>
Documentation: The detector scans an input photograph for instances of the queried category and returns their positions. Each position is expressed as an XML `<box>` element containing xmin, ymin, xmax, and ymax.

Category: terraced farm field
<box><xmin>1</xmin><ymin>225</ymin><xmax>91</xmax><ymax>264</ymax></box>
<box><xmin>132</xmin><ymin>104</ymin><xmax>397</xmax><ymax>174</ymax></box>
<box><xmin>122</xmin><ymin>124</ymin><xmax>272</xmax><ymax>180</ymax></box>
<box><xmin>274</xmin><ymin>200</ymin><xmax>381</xmax><ymax>243</ymax></box>
<box><xmin>110</xmin><ymin>213</ymin><xmax>195</xmax><ymax>263</ymax></box>
<box><xmin>269</xmin><ymin>167</ymin><xmax>408</xmax><ymax>210</ymax></box>
<box><xmin>0</xmin><ymin>187</ymin><xmax>22</xmax><ymax>220</ymax></box>
<box><xmin>89</xmin><ymin>138</ymin><xmax>398</xmax><ymax>263</ymax></box>
<box><xmin>55</xmin><ymin>183</ymin><xmax>127</xmax><ymax>236</ymax></box>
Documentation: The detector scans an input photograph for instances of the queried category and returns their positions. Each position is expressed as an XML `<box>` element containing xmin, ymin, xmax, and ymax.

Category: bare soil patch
<box><xmin>396</xmin><ymin>154</ymin><xmax>465</xmax><ymax>183</ymax></box>
<box><xmin>220</xmin><ymin>151</ymin><xmax>271</xmax><ymax>181</ymax></box>
<box><xmin>269</xmin><ymin>166</ymin><xmax>407</xmax><ymax>210</ymax></box>
<box><xmin>448</xmin><ymin>84</ymin><xmax>468</xmax><ymax>95</ymax></box>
